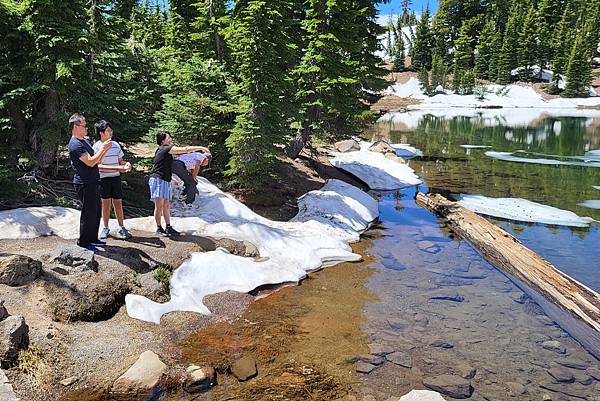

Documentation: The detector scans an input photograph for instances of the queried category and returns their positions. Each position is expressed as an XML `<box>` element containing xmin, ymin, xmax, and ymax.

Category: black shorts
<box><xmin>100</xmin><ymin>176</ymin><xmax>123</xmax><ymax>199</ymax></box>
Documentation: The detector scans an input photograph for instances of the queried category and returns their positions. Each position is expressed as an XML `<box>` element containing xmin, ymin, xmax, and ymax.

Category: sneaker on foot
<box><xmin>117</xmin><ymin>227</ymin><xmax>133</xmax><ymax>239</ymax></box>
<box><xmin>156</xmin><ymin>226</ymin><xmax>170</xmax><ymax>237</ymax></box>
<box><xmin>93</xmin><ymin>239</ymin><xmax>107</xmax><ymax>246</ymax></box>
<box><xmin>80</xmin><ymin>245</ymin><xmax>98</xmax><ymax>252</ymax></box>
<box><xmin>165</xmin><ymin>225</ymin><xmax>180</xmax><ymax>236</ymax></box>
<box><xmin>99</xmin><ymin>227</ymin><xmax>110</xmax><ymax>239</ymax></box>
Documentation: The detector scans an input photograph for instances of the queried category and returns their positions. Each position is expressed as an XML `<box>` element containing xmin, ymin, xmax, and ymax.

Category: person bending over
<box><xmin>67</xmin><ymin>113</ymin><xmax>112</xmax><ymax>251</ymax></box>
<box><xmin>92</xmin><ymin>120</ymin><xmax>133</xmax><ymax>240</ymax></box>
<box><xmin>149</xmin><ymin>131</ymin><xmax>209</xmax><ymax>237</ymax></box>
<box><xmin>172</xmin><ymin>150</ymin><xmax>210</xmax><ymax>204</ymax></box>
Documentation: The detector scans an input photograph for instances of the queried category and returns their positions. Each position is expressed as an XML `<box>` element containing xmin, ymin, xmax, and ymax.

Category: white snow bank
<box><xmin>578</xmin><ymin>200</ymin><xmax>600</xmax><ymax>210</ymax></box>
<box><xmin>460</xmin><ymin>145</ymin><xmax>491</xmax><ymax>149</ymax></box>
<box><xmin>0</xmin><ymin>207</ymin><xmax>80</xmax><ymax>240</ymax></box>
<box><xmin>384</xmin><ymin>77</ymin><xmax>426</xmax><ymax>99</ymax></box>
<box><xmin>585</xmin><ymin>150</ymin><xmax>600</xmax><ymax>161</ymax></box>
<box><xmin>398</xmin><ymin>390</ymin><xmax>447</xmax><ymax>401</ymax></box>
<box><xmin>593</xmin><ymin>186</ymin><xmax>600</xmax><ymax>191</ymax></box>
<box><xmin>511</xmin><ymin>65</ymin><xmax>554</xmax><ymax>82</ymax></box>
<box><xmin>330</xmin><ymin>149</ymin><xmax>422</xmax><ymax>190</ymax></box>
<box><xmin>485</xmin><ymin>151</ymin><xmax>600</xmax><ymax>168</ymax></box>
<box><xmin>457</xmin><ymin>194</ymin><xmax>595</xmax><ymax>227</ymax></box>
<box><xmin>377</xmin><ymin>109</ymin><xmax>600</xmax><ymax>132</ymax></box>
<box><xmin>125</xmin><ymin>178</ymin><xmax>378</xmax><ymax>323</ymax></box>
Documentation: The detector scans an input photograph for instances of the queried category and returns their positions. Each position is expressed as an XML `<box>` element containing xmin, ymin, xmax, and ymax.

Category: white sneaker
<box><xmin>99</xmin><ymin>227</ymin><xmax>110</xmax><ymax>239</ymax></box>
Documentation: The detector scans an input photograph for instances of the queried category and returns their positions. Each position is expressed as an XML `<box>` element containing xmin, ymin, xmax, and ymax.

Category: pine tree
<box><xmin>411</xmin><ymin>7</ymin><xmax>432</xmax><ymax>70</ymax></box>
<box><xmin>386</xmin><ymin>25</ymin><xmax>394</xmax><ymax>59</ymax></box>
<box><xmin>496</xmin><ymin>9</ymin><xmax>520</xmax><ymax>84</ymax></box>
<box><xmin>452</xmin><ymin>23</ymin><xmax>471</xmax><ymax>92</ymax></box>
<box><xmin>224</xmin><ymin>0</ymin><xmax>296</xmax><ymax>187</ymax></box>
<box><xmin>401</xmin><ymin>0</ymin><xmax>411</xmax><ymax>24</ymax></box>
<box><xmin>563</xmin><ymin>33</ymin><xmax>593</xmax><ymax>97</ymax></box>
<box><xmin>189</xmin><ymin>0</ymin><xmax>229</xmax><ymax>60</ymax></box>
<box><xmin>392</xmin><ymin>22</ymin><xmax>406</xmax><ymax>71</ymax></box>
<box><xmin>418</xmin><ymin>66</ymin><xmax>431</xmax><ymax>95</ymax></box>
<box><xmin>474</xmin><ymin>19</ymin><xmax>494</xmax><ymax>79</ymax></box>
<box><xmin>461</xmin><ymin>69</ymin><xmax>477</xmax><ymax>94</ymax></box>
<box><xmin>551</xmin><ymin>3</ymin><xmax>577</xmax><ymax>86</ymax></box>
<box><xmin>518</xmin><ymin>7</ymin><xmax>538</xmax><ymax>81</ymax></box>
<box><xmin>430</xmin><ymin>53</ymin><xmax>447</xmax><ymax>92</ymax></box>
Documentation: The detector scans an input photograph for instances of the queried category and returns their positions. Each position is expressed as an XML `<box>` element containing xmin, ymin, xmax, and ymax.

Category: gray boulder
<box><xmin>45</xmin><ymin>245</ymin><xmax>97</xmax><ymax>274</ymax></box>
<box><xmin>386</xmin><ymin>351</ymin><xmax>412</xmax><ymax>368</ymax></box>
<box><xmin>422</xmin><ymin>375</ymin><xmax>473</xmax><ymax>399</ymax></box>
<box><xmin>368</xmin><ymin>140</ymin><xmax>396</xmax><ymax>154</ymax></box>
<box><xmin>541</xmin><ymin>340</ymin><xmax>566</xmax><ymax>354</ymax></box>
<box><xmin>334</xmin><ymin>139</ymin><xmax>361</xmax><ymax>153</ymax></box>
<box><xmin>0</xmin><ymin>315</ymin><xmax>29</xmax><ymax>368</ymax></box>
<box><xmin>0</xmin><ymin>254</ymin><xmax>42</xmax><ymax>286</ymax></box>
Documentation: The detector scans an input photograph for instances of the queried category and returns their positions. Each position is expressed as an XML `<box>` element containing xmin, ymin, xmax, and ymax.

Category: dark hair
<box><xmin>68</xmin><ymin>113</ymin><xmax>84</xmax><ymax>130</ymax></box>
<box><xmin>94</xmin><ymin>120</ymin><xmax>112</xmax><ymax>137</ymax></box>
<box><xmin>156</xmin><ymin>131</ymin><xmax>170</xmax><ymax>145</ymax></box>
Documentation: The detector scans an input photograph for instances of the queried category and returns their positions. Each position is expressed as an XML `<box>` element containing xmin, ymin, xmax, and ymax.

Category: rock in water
<box><xmin>422</xmin><ymin>375</ymin><xmax>473</xmax><ymax>399</ymax></box>
<box><xmin>0</xmin><ymin>316</ymin><xmax>29</xmax><ymax>368</ymax></box>
<box><xmin>184</xmin><ymin>365</ymin><xmax>215</xmax><ymax>393</ymax></box>
<box><xmin>399</xmin><ymin>390</ymin><xmax>447</xmax><ymax>401</ymax></box>
<box><xmin>231</xmin><ymin>357</ymin><xmax>257</xmax><ymax>381</ymax></box>
<box><xmin>541</xmin><ymin>340</ymin><xmax>566</xmax><ymax>354</ymax></box>
<box><xmin>45</xmin><ymin>245</ymin><xmax>97</xmax><ymax>274</ymax></box>
<box><xmin>506</xmin><ymin>381</ymin><xmax>526</xmax><ymax>396</ymax></box>
<box><xmin>0</xmin><ymin>254</ymin><xmax>42</xmax><ymax>286</ymax></box>
<box><xmin>547</xmin><ymin>367</ymin><xmax>575</xmax><ymax>383</ymax></box>
<box><xmin>386</xmin><ymin>351</ymin><xmax>412</xmax><ymax>368</ymax></box>
<box><xmin>428</xmin><ymin>291</ymin><xmax>464</xmax><ymax>302</ymax></box>
<box><xmin>111</xmin><ymin>350</ymin><xmax>166</xmax><ymax>400</ymax></box>
<box><xmin>369</xmin><ymin>140</ymin><xmax>396</xmax><ymax>155</ymax></box>
<box><xmin>355</xmin><ymin>362</ymin><xmax>376</xmax><ymax>374</ymax></box>
<box><xmin>334</xmin><ymin>139</ymin><xmax>360</xmax><ymax>153</ymax></box>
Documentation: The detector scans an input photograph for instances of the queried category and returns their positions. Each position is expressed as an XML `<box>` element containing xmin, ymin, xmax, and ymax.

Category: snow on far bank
<box><xmin>593</xmin><ymin>186</ymin><xmax>600</xmax><ymax>191</ymax></box>
<box><xmin>579</xmin><ymin>200</ymin><xmax>600</xmax><ymax>210</ymax></box>
<box><xmin>485</xmin><ymin>151</ymin><xmax>600</xmax><ymax>168</ymax></box>
<box><xmin>460</xmin><ymin>145</ymin><xmax>491</xmax><ymax>149</ymax></box>
<box><xmin>457</xmin><ymin>194</ymin><xmax>596</xmax><ymax>228</ymax></box>
<box><xmin>125</xmin><ymin>178</ymin><xmax>378</xmax><ymax>323</ymax></box>
<box><xmin>0</xmin><ymin>207</ymin><xmax>81</xmax><ymax>240</ymax></box>
<box><xmin>330</xmin><ymin>149</ymin><xmax>422</xmax><ymax>190</ymax></box>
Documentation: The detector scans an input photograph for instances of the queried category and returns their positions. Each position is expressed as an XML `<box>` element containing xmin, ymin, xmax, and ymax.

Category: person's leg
<box><xmin>162</xmin><ymin>200</ymin><xmax>171</xmax><ymax>226</ymax></box>
<box><xmin>173</xmin><ymin>160</ymin><xmax>195</xmax><ymax>203</ymax></box>
<box><xmin>79</xmin><ymin>183</ymin><xmax>100</xmax><ymax>246</ymax></box>
<box><xmin>75</xmin><ymin>184</ymin><xmax>86</xmax><ymax>246</ymax></box>
<box><xmin>113</xmin><ymin>199</ymin><xmax>125</xmax><ymax>227</ymax></box>
<box><xmin>154</xmin><ymin>198</ymin><xmax>164</xmax><ymax>227</ymax></box>
<box><xmin>94</xmin><ymin>184</ymin><xmax>102</xmax><ymax>242</ymax></box>
<box><xmin>101</xmin><ymin>199</ymin><xmax>111</xmax><ymax>228</ymax></box>
<box><xmin>112</xmin><ymin>177</ymin><xmax>125</xmax><ymax>227</ymax></box>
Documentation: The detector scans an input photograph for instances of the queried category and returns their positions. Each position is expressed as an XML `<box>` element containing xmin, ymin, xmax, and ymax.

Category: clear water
<box><xmin>370</xmin><ymin>113</ymin><xmax>600</xmax><ymax>292</ymax></box>
<box><xmin>359</xmin><ymin>188</ymin><xmax>600</xmax><ymax>400</ymax></box>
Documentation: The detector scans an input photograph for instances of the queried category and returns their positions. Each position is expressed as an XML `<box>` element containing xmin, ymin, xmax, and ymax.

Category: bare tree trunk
<box><xmin>286</xmin><ymin>105</ymin><xmax>319</xmax><ymax>159</ymax></box>
<box><xmin>31</xmin><ymin>90</ymin><xmax>62</xmax><ymax>174</ymax></box>
<box><xmin>208</xmin><ymin>0</ymin><xmax>223</xmax><ymax>61</ymax></box>
<box><xmin>5</xmin><ymin>101</ymin><xmax>29</xmax><ymax>167</ymax></box>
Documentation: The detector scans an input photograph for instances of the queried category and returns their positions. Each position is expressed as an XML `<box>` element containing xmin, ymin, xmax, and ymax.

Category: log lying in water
<box><xmin>416</xmin><ymin>192</ymin><xmax>600</xmax><ymax>358</ymax></box>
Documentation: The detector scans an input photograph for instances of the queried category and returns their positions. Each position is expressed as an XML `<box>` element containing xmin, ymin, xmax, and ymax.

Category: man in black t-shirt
<box><xmin>67</xmin><ymin>113</ymin><xmax>112</xmax><ymax>251</ymax></box>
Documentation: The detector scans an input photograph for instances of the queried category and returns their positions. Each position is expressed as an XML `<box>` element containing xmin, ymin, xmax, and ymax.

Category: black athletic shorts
<box><xmin>100</xmin><ymin>176</ymin><xmax>123</xmax><ymax>199</ymax></box>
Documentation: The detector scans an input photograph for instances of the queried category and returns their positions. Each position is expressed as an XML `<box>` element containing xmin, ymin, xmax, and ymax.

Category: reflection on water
<box><xmin>370</xmin><ymin>114</ymin><xmax>600</xmax><ymax>291</ymax></box>
<box><xmin>360</xmin><ymin>189</ymin><xmax>600</xmax><ymax>400</ymax></box>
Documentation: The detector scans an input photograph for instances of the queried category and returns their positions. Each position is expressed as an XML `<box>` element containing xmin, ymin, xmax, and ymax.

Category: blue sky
<box><xmin>378</xmin><ymin>0</ymin><xmax>439</xmax><ymax>16</ymax></box>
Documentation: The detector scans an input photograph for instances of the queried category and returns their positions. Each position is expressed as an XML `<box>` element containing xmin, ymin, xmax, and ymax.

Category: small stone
<box><xmin>385</xmin><ymin>153</ymin><xmax>407</xmax><ymax>164</ymax></box>
<box><xmin>586</xmin><ymin>367</ymin><xmax>600</xmax><ymax>381</ymax></box>
<box><xmin>184</xmin><ymin>365</ymin><xmax>216</xmax><ymax>393</ymax></box>
<box><xmin>418</xmin><ymin>241</ymin><xmax>442</xmax><ymax>254</ymax></box>
<box><xmin>506</xmin><ymin>381</ymin><xmax>526</xmax><ymax>396</ymax></box>
<box><xmin>368</xmin><ymin>140</ymin><xmax>396</xmax><ymax>155</ymax></box>
<box><xmin>422</xmin><ymin>375</ymin><xmax>473</xmax><ymax>399</ymax></box>
<box><xmin>399</xmin><ymin>389</ymin><xmax>448</xmax><ymax>400</ymax></box>
<box><xmin>548</xmin><ymin>367</ymin><xmax>576</xmax><ymax>384</ymax></box>
<box><xmin>368</xmin><ymin>343</ymin><xmax>395</xmax><ymax>356</ymax></box>
<box><xmin>572</xmin><ymin>371</ymin><xmax>593</xmax><ymax>385</ymax></box>
<box><xmin>0</xmin><ymin>301</ymin><xmax>8</xmax><ymax>322</ymax></box>
<box><xmin>231</xmin><ymin>356</ymin><xmax>257</xmax><ymax>381</ymax></box>
<box><xmin>355</xmin><ymin>362</ymin><xmax>376</xmax><ymax>374</ymax></box>
<box><xmin>542</xmin><ymin>393</ymin><xmax>552</xmax><ymax>401</ymax></box>
<box><xmin>556</xmin><ymin>358</ymin><xmax>588</xmax><ymax>370</ymax></box>
<box><xmin>456</xmin><ymin>364</ymin><xmax>476</xmax><ymax>380</ymax></box>
<box><xmin>111</xmin><ymin>350</ymin><xmax>166</xmax><ymax>400</ymax></box>
<box><xmin>0</xmin><ymin>254</ymin><xmax>42</xmax><ymax>286</ymax></box>
<box><xmin>428</xmin><ymin>291</ymin><xmax>464</xmax><ymax>302</ymax></box>
<box><xmin>541</xmin><ymin>340</ymin><xmax>566</xmax><ymax>354</ymax></box>
<box><xmin>60</xmin><ymin>376</ymin><xmax>78</xmax><ymax>386</ymax></box>
<box><xmin>430</xmin><ymin>340</ymin><xmax>454</xmax><ymax>349</ymax></box>
<box><xmin>357</xmin><ymin>354</ymin><xmax>385</xmax><ymax>366</ymax></box>
<box><xmin>387</xmin><ymin>318</ymin><xmax>409</xmax><ymax>331</ymax></box>
<box><xmin>386</xmin><ymin>351</ymin><xmax>412</xmax><ymax>368</ymax></box>
<box><xmin>0</xmin><ymin>315</ymin><xmax>29</xmax><ymax>368</ymax></box>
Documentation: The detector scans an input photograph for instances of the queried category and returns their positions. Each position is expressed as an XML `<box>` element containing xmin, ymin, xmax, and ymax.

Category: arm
<box><xmin>98</xmin><ymin>163</ymin><xmax>128</xmax><ymax>172</ymax></box>
<box><xmin>191</xmin><ymin>161</ymin><xmax>201</xmax><ymax>181</ymax></box>
<box><xmin>169</xmin><ymin>145</ymin><xmax>210</xmax><ymax>155</ymax></box>
<box><xmin>79</xmin><ymin>143</ymin><xmax>111</xmax><ymax>167</ymax></box>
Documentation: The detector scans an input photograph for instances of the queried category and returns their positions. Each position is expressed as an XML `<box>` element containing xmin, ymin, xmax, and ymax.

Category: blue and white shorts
<box><xmin>148</xmin><ymin>176</ymin><xmax>172</xmax><ymax>201</ymax></box>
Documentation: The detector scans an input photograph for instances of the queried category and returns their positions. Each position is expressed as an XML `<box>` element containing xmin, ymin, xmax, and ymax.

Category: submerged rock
<box><xmin>547</xmin><ymin>367</ymin><xmax>575</xmax><ymax>383</ymax></box>
<box><xmin>506</xmin><ymin>381</ymin><xmax>527</xmax><ymax>396</ymax></box>
<box><xmin>422</xmin><ymin>374</ymin><xmax>473</xmax><ymax>399</ymax></box>
<box><xmin>368</xmin><ymin>343</ymin><xmax>395</xmax><ymax>356</ymax></box>
<box><xmin>231</xmin><ymin>356</ymin><xmax>257</xmax><ymax>381</ymax></box>
<box><xmin>111</xmin><ymin>350</ymin><xmax>166</xmax><ymax>400</ymax></box>
<box><xmin>355</xmin><ymin>362</ymin><xmax>377</xmax><ymax>374</ymax></box>
<box><xmin>556</xmin><ymin>358</ymin><xmax>589</xmax><ymax>370</ymax></box>
<box><xmin>430</xmin><ymin>340</ymin><xmax>454</xmax><ymax>349</ymax></box>
<box><xmin>541</xmin><ymin>340</ymin><xmax>566</xmax><ymax>354</ymax></box>
<box><xmin>0</xmin><ymin>254</ymin><xmax>42</xmax><ymax>286</ymax></box>
<box><xmin>0</xmin><ymin>315</ymin><xmax>29</xmax><ymax>368</ymax></box>
<box><xmin>428</xmin><ymin>291</ymin><xmax>464</xmax><ymax>302</ymax></box>
<box><xmin>386</xmin><ymin>351</ymin><xmax>412</xmax><ymax>368</ymax></box>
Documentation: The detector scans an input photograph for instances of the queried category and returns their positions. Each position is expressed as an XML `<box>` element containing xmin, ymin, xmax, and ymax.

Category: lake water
<box><xmin>371</xmin><ymin>113</ymin><xmax>600</xmax><ymax>292</ymax></box>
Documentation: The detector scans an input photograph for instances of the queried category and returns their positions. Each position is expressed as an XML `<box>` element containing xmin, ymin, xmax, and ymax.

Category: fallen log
<box><xmin>416</xmin><ymin>192</ymin><xmax>600</xmax><ymax>359</ymax></box>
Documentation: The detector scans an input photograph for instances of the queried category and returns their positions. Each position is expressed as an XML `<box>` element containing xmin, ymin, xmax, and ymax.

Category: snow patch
<box><xmin>457</xmin><ymin>194</ymin><xmax>595</xmax><ymax>227</ymax></box>
<box><xmin>578</xmin><ymin>200</ymin><xmax>600</xmax><ymax>210</ymax></box>
<box><xmin>593</xmin><ymin>186</ymin><xmax>600</xmax><ymax>191</ymax></box>
<box><xmin>398</xmin><ymin>390</ymin><xmax>447</xmax><ymax>401</ymax></box>
<box><xmin>0</xmin><ymin>207</ymin><xmax>81</xmax><ymax>240</ymax></box>
<box><xmin>384</xmin><ymin>77</ymin><xmax>426</xmax><ymax>99</ymax></box>
<box><xmin>485</xmin><ymin>151</ymin><xmax>600</xmax><ymax>168</ymax></box>
<box><xmin>330</xmin><ymin>150</ymin><xmax>422</xmax><ymax>190</ymax></box>
<box><xmin>459</xmin><ymin>145</ymin><xmax>491</xmax><ymax>149</ymax></box>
